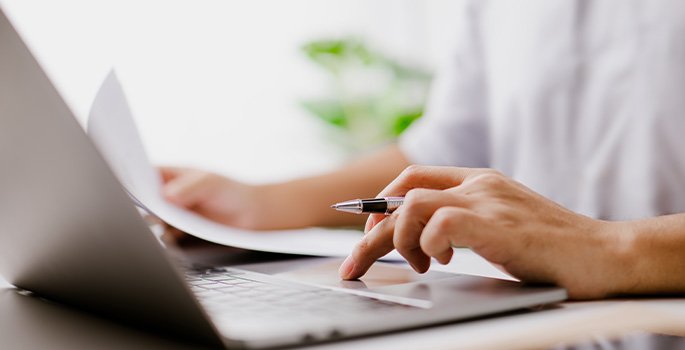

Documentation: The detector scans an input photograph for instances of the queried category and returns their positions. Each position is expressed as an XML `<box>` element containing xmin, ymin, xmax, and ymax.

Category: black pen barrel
<box><xmin>361</xmin><ymin>198</ymin><xmax>389</xmax><ymax>213</ymax></box>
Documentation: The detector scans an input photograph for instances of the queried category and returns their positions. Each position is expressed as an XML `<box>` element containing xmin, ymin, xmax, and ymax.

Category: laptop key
<box><xmin>185</xmin><ymin>268</ymin><xmax>417</xmax><ymax>321</ymax></box>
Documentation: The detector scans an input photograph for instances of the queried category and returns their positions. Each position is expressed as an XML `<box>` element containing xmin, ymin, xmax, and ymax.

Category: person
<box><xmin>160</xmin><ymin>1</ymin><xmax>685</xmax><ymax>299</ymax></box>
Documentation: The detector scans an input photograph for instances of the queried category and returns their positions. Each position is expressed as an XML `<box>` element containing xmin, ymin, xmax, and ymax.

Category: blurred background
<box><xmin>2</xmin><ymin>0</ymin><xmax>459</xmax><ymax>183</ymax></box>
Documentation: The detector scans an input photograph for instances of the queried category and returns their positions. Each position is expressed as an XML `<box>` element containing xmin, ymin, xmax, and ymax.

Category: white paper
<box><xmin>86</xmin><ymin>71</ymin><xmax>512</xmax><ymax>280</ymax></box>
<box><xmin>87</xmin><ymin>71</ymin><xmax>399</xmax><ymax>258</ymax></box>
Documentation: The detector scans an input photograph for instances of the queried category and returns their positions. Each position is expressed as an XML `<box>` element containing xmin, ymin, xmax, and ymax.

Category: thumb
<box><xmin>159</xmin><ymin>166</ymin><xmax>192</xmax><ymax>184</ymax></box>
<box><xmin>162</xmin><ymin>171</ymin><xmax>212</xmax><ymax>208</ymax></box>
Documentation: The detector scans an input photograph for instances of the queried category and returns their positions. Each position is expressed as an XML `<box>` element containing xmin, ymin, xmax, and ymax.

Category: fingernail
<box><xmin>339</xmin><ymin>256</ymin><xmax>356</xmax><ymax>279</ymax></box>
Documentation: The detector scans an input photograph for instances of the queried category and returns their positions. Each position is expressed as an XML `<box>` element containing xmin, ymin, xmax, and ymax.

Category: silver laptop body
<box><xmin>0</xmin><ymin>7</ymin><xmax>567</xmax><ymax>348</ymax></box>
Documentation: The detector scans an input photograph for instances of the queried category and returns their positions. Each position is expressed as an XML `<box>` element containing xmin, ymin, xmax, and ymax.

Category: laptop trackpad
<box><xmin>274</xmin><ymin>258</ymin><xmax>455</xmax><ymax>294</ymax></box>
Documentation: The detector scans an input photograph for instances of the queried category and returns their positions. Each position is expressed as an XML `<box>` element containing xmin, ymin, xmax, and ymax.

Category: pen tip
<box><xmin>330</xmin><ymin>204</ymin><xmax>337</xmax><ymax>209</ymax></box>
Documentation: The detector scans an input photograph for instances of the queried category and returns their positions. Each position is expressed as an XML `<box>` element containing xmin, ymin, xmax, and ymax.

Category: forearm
<box><xmin>615</xmin><ymin>214</ymin><xmax>685</xmax><ymax>295</ymax></box>
<box><xmin>256</xmin><ymin>144</ymin><xmax>411</xmax><ymax>229</ymax></box>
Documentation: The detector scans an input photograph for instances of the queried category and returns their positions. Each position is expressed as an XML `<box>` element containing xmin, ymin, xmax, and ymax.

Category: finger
<box><xmin>159</xmin><ymin>166</ymin><xmax>190</xmax><ymax>183</ymax></box>
<box><xmin>141</xmin><ymin>213</ymin><xmax>164</xmax><ymax>227</ymax></box>
<box><xmin>364</xmin><ymin>213</ymin><xmax>384</xmax><ymax>233</ymax></box>
<box><xmin>394</xmin><ymin>189</ymin><xmax>468</xmax><ymax>272</ymax></box>
<box><xmin>377</xmin><ymin>165</ymin><xmax>486</xmax><ymax>198</ymax></box>
<box><xmin>162</xmin><ymin>171</ymin><xmax>213</xmax><ymax>208</ymax></box>
<box><xmin>365</xmin><ymin>166</ymin><xmax>488</xmax><ymax>232</ymax></box>
<box><xmin>160</xmin><ymin>224</ymin><xmax>190</xmax><ymax>245</ymax></box>
<box><xmin>166</xmin><ymin>225</ymin><xmax>186</xmax><ymax>239</ymax></box>
<box><xmin>340</xmin><ymin>213</ymin><xmax>398</xmax><ymax>280</ymax></box>
<box><xmin>420</xmin><ymin>207</ymin><xmax>484</xmax><ymax>264</ymax></box>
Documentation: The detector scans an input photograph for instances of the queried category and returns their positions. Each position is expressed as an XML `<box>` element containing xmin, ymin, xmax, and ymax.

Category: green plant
<box><xmin>301</xmin><ymin>38</ymin><xmax>432</xmax><ymax>153</ymax></box>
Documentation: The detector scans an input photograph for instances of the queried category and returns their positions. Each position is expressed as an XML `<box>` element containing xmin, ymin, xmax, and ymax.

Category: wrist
<box><xmin>250</xmin><ymin>183</ymin><xmax>316</xmax><ymax>229</ymax></box>
<box><xmin>598</xmin><ymin>220</ymin><xmax>640</xmax><ymax>296</ymax></box>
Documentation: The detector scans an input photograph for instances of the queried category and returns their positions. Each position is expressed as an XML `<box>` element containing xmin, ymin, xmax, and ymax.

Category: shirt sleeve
<box><xmin>399</xmin><ymin>1</ymin><xmax>489</xmax><ymax>168</ymax></box>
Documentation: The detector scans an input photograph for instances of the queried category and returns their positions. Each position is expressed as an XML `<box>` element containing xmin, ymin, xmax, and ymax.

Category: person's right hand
<box><xmin>160</xmin><ymin>167</ymin><xmax>266</xmax><ymax>229</ymax></box>
<box><xmin>339</xmin><ymin>165</ymin><xmax>631</xmax><ymax>299</ymax></box>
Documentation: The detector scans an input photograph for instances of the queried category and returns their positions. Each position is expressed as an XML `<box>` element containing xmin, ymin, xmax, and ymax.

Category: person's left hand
<box><xmin>338</xmin><ymin>165</ymin><xmax>632</xmax><ymax>299</ymax></box>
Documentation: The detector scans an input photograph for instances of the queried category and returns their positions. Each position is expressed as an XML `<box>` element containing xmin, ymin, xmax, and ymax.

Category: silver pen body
<box><xmin>331</xmin><ymin>197</ymin><xmax>405</xmax><ymax>215</ymax></box>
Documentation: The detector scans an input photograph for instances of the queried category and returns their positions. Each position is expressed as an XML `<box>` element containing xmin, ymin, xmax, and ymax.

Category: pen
<box><xmin>331</xmin><ymin>197</ymin><xmax>404</xmax><ymax>215</ymax></box>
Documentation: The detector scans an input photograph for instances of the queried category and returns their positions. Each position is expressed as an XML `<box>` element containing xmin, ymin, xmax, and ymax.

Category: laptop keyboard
<box><xmin>185</xmin><ymin>267</ymin><xmax>415</xmax><ymax>323</ymax></box>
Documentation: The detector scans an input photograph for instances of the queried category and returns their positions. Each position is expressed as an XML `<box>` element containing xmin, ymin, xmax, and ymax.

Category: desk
<box><xmin>2</xmin><ymin>245</ymin><xmax>685</xmax><ymax>350</ymax></box>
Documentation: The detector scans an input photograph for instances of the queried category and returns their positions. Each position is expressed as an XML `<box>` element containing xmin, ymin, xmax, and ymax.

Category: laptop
<box><xmin>0</xmin><ymin>6</ymin><xmax>567</xmax><ymax>348</ymax></box>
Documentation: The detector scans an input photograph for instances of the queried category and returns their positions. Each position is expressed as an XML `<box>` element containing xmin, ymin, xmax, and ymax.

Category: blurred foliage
<box><xmin>300</xmin><ymin>37</ymin><xmax>432</xmax><ymax>153</ymax></box>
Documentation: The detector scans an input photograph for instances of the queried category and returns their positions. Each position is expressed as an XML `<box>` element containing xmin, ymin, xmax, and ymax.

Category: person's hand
<box><xmin>160</xmin><ymin>167</ymin><xmax>268</xmax><ymax>229</ymax></box>
<box><xmin>339</xmin><ymin>165</ymin><xmax>633</xmax><ymax>299</ymax></box>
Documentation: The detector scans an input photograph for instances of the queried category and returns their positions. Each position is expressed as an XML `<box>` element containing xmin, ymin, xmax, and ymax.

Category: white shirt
<box><xmin>400</xmin><ymin>0</ymin><xmax>685</xmax><ymax>221</ymax></box>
